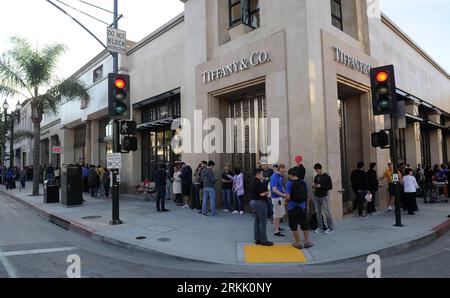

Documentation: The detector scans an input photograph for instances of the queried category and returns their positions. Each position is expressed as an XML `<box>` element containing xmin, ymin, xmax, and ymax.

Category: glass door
<box><xmin>338</xmin><ymin>99</ymin><xmax>352</xmax><ymax>214</ymax></box>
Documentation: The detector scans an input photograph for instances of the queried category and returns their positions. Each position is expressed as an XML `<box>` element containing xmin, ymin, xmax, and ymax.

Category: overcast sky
<box><xmin>0</xmin><ymin>0</ymin><xmax>449</xmax><ymax>107</ymax></box>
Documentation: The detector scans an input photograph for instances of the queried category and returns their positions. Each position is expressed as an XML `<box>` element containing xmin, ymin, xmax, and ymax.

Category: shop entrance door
<box><xmin>337</xmin><ymin>83</ymin><xmax>366</xmax><ymax>215</ymax></box>
<box><xmin>142</xmin><ymin>128</ymin><xmax>181</xmax><ymax>181</ymax></box>
<box><xmin>228</xmin><ymin>92</ymin><xmax>267</xmax><ymax>200</ymax></box>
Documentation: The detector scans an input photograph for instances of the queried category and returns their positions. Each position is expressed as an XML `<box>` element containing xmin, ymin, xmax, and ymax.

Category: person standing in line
<box><xmin>260</xmin><ymin>162</ymin><xmax>274</xmax><ymax>220</ymax></box>
<box><xmin>367</xmin><ymin>163</ymin><xmax>379</xmax><ymax>215</ymax></box>
<box><xmin>312</xmin><ymin>163</ymin><xmax>334</xmax><ymax>234</ymax></box>
<box><xmin>232</xmin><ymin>168</ymin><xmax>245</xmax><ymax>215</ymax></box>
<box><xmin>379</xmin><ymin>163</ymin><xmax>401</xmax><ymax>213</ymax></box>
<box><xmin>102</xmin><ymin>168</ymin><xmax>111</xmax><ymax>197</ymax></box>
<box><xmin>193</xmin><ymin>163</ymin><xmax>204</xmax><ymax>212</ymax></box>
<box><xmin>351</xmin><ymin>162</ymin><xmax>370</xmax><ymax>217</ymax></box>
<box><xmin>423</xmin><ymin>165</ymin><xmax>433</xmax><ymax>203</ymax></box>
<box><xmin>221</xmin><ymin>164</ymin><xmax>234</xmax><ymax>213</ymax></box>
<box><xmin>20</xmin><ymin>167</ymin><xmax>27</xmax><ymax>189</ymax></box>
<box><xmin>166</xmin><ymin>162</ymin><xmax>174</xmax><ymax>201</ymax></box>
<box><xmin>285</xmin><ymin>169</ymin><xmax>313</xmax><ymax>249</ymax></box>
<box><xmin>201</xmin><ymin>161</ymin><xmax>218</xmax><ymax>217</ymax></box>
<box><xmin>97</xmin><ymin>165</ymin><xmax>105</xmax><ymax>197</ymax></box>
<box><xmin>155</xmin><ymin>164</ymin><xmax>169</xmax><ymax>212</ymax></box>
<box><xmin>270</xmin><ymin>164</ymin><xmax>287</xmax><ymax>237</ymax></box>
<box><xmin>6</xmin><ymin>168</ymin><xmax>14</xmax><ymax>190</ymax></box>
<box><xmin>173</xmin><ymin>165</ymin><xmax>182</xmax><ymax>206</ymax></box>
<box><xmin>88</xmin><ymin>165</ymin><xmax>100</xmax><ymax>198</ymax></box>
<box><xmin>291</xmin><ymin>155</ymin><xmax>306</xmax><ymax>181</ymax></box>
<box><xmin>250</xmin><ymin>169</ymin><xmax>273</xmax><ymax>246</ymax></box>
<box><xmin>82</xmin><ymin>164</ymin><xmax>89</xmax><ymax>193</ymax></box>
<box><xmin>403</xmin><ymin>168</ymin><xmax>419</xmax><ymax>215</ymax></box>
<box><xmin>180</xmin><ymin>162</ymin><xmax>193</xmax><ymax>209</ymax></box>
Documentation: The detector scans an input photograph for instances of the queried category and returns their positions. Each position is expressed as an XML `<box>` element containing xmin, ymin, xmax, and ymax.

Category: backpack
<box><xmin>290</xmin><ymin>180</ymin><xmax>308</xmax><ymax>204</ymax></box>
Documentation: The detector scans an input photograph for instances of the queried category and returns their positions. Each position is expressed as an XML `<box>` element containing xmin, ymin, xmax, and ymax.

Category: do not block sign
<box><xmin>107</xmin><ymin>28</ymin><xmax>127</xmax><ymax>54</ymax></box>
<box><xmin>107</xmin><ymin>153</ymin><xmax>121</xmax><ymax>169</ymax></box>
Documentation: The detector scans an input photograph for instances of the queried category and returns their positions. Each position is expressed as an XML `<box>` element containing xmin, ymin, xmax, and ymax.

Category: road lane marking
<box><xmin>0</xmin><ymin>248</ymin><xmax>18</xmax><ymax>278</ymax></box>
<box><xmin>0</xmin><ymin>247</ymin><xmax>78</xmax><ymax>257</ymax></box>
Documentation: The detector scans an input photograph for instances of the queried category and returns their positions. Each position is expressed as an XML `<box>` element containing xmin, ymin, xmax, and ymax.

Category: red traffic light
<box><xmin>375</xmin><ymin>71</ymin><xmax>389</xmax><ymax>83</ymax></box>
<box><xmin>114</xmin><ymin>78</ymin><xmax>126</xmax><ymax>89</ymax></box>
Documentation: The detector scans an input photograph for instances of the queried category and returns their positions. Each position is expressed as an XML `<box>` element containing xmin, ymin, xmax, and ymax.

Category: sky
<box><xmin>0</xmin><ymin>0</ymin><xmax>449</xmax><ymax>107</ymax></box>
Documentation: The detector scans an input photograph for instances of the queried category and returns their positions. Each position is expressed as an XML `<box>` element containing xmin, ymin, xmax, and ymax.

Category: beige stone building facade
<box><xmin>55</xmin><ymin>0</ymin><xmax>450</xmax><ymax>220</ymax></box>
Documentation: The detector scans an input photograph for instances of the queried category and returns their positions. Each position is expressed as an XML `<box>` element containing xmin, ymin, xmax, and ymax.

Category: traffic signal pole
<box><xmin>110</xmin><ymin>0</ymin><xmax>122</xmax><ymax>226</ymax></box>
<box><xmin>389</xmin><ymin>112</ymin><xmax>403</xmax><ymax>227</ymax></box>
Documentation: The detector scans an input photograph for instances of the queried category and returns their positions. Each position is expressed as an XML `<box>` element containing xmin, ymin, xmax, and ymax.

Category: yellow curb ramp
<box><xmin>244</xmin><ymin>244</ymin><xmax>308</xmax><ymax>264</ymax></box>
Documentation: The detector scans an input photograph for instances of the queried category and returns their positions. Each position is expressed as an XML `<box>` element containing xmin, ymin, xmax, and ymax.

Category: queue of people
<box><xmin>150</xmin><ymin>155</ymin><xmax>338</xmax><ymax>250</ymax></box>
<box><xmin>80</xmin><ymin>164</ymin><xmax>111</xmax><ymax>198</ymax></box>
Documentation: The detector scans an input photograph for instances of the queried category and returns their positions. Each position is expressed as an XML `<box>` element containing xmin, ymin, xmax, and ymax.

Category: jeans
<box><xmin>267</xmin><ymin>198</ymin><xmax>274</xmax><ymax>219</ymax></box>
<box><xmin>202</xmin><ymin>187</ymin><xmax>217</xmax><ymax>216</ymax></box>
<box><xmin>156</xmin><ymin>186</ymin><xmax>166</xmax><ymax>211</ymax></box>
<box><xmin>20</xmin><ymin>178</ymin><xmax>26</xmax><ymax>188</ymax></box>
<box><xmin>355</xmin><ymin>191</ymin><xmax>366</xmax><ymax>216</ymax></box>
<box><xmin>250</xmin><ymin>200</ymin><xmax>268</xmax><ymax>243</ymax></box>
<box><xmin>194</xmin><ymin>184</ymin><xmax>202</xmax><ymax>210</ymax></box>
<box><xmin>90</xmin><ymin>186</ymin><xmax>99</xmax><ymax>197</ymax></box>
<box><xmin>313</xmin><ymin>196</ymin><xmax>334</xmax><ymax>230</ymax></box>
<box><xmin>367</xmin><ymin>191</ymin><xmax>377</xmax><ymax>214</ymax></box>
<box><xmin>234</xmin><ymin>193</ymin><xmax>244</xmax><ymax>212</ymax></box>
<box><xmin>221</xmin><ymin>189</ymin><xmax>232</xmax><ymax>210</ymax></box>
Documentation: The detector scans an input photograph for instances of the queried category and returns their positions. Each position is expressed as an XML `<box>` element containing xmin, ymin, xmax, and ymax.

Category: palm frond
<box><xmin>39</xmin><ymin>77</ymin><xmax>90</xmax><ymax>114</ymax></box>
<box><xmin>11</xmin><ymin>130</ymin><xmax>34</xmax><ymax>144</ymax></box>
<box><xmin>0</xmin><ymin>54</ymin><xmax>33</xmax><ymax>98</ymax></box>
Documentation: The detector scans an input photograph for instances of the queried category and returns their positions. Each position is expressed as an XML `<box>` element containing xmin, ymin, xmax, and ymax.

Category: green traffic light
<box><xmin>115</xmin><ymin>103</ymin><xmax>127</xmax><ymax>114</ymax></box>
<box><xmin>377</xmin><ymin>97</ymin><xmax>392</xmax><ymax>110</ymax></box>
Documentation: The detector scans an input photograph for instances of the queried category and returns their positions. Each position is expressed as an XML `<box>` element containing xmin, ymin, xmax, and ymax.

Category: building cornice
<box><xmin>381</xmin><ymin>13</ymin><xmax>450</xmax><ymax>80</ymax></box>
<box><xmin>127</xmin><ymin>13</ymin><xmax>185</xmax><ymax>55</ymax></box>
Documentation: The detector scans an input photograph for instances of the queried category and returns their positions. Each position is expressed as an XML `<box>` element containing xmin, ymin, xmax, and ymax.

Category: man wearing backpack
<box><xmin>312</xmin><ymin>164</ymin><xmax>334</xmax><ymax>234</ymax></box>
<box><xmin>286</xmin><ymin>169</ymin><xmax>313</xmax><ymax>249</ymax></box>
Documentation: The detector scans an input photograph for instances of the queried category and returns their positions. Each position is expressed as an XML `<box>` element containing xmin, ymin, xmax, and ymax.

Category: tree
<box><xmin>0</xmin><ymin>37</ymin><xmax>89</xmax><ymax>196</ymax></box>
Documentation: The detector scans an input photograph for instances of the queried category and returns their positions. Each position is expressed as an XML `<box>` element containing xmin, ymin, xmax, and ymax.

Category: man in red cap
<box><xmin>292</xmin><ymin>155</ymin><xmax>306</xmax><ymax>181</ymax></box>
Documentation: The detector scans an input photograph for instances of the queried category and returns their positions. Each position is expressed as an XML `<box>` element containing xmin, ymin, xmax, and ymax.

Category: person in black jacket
<box><xmin>291</xmin><ymin>155</ymin><xmax>306</xmax><ymax>181</ymax></box>
<box><xmin>312</xmin><ymin>164</ymin><xmax>334</xmax><ymax>234</ymax></box>
<box><xmin>180</xmin><ymin>162</ymin><xmax>193</xmax><ymax>209</ymax></box>
<box><xmin>155</xmin><ymin>164</ymin><xmax>169</xmax><ymax>212</ymax></box>
<box><xmin>367</xmin><ymin>163</ymin><xmax>378</xmax><ymax>214</ymax></box>
<box><xmin>351</xmin><ymin>161</ymin><xmax>370</xmax><ymax>217</ymax></box>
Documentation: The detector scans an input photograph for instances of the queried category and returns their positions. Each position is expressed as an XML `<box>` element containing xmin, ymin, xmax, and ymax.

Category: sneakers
<box><xmin>314</xmin><ymin>228</ymin><xmax>322</xmax><ymax>234</ymax></box>
<box><xmin>239</xmin><ymin>211</ymin><xmax>244</xmax><ymax>215</ymax></box>
<box><xmin>260</xmin><ymin>241</ymin><xmax>274</xmax><ymax>246</ymax></box>
<box><xmin>274</xmin><ymin>232</ymin><xmax>286</xmax><ymax>237</ymax></box>
<box><xmin>232</xmin><ymin>211</ymin><xmax>239</xmax><ymax>214</ymax></box>
<box><xmin>223</xmin><ymin>209</ymin><xmax>230</xmax><ymax>213</ymax></box>
<box><xmin>325</xmin><ymin>229</ymin><xmax>334</xmax><ymax>234</ymax></box>
<box><xmin>182</xmin><ymin>205</ymin><xmax>189</xmax><ymax>209</ymax></box>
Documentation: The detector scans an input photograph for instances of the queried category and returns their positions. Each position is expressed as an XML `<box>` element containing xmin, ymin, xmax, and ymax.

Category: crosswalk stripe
<box><xmin>0</xmin><ymin>247</ymin><xmax>78</xmax><ymax>257</ymax></box>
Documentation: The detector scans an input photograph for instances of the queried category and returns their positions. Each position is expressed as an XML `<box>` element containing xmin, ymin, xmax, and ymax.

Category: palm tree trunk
<box><xmin>32</xmin><ymin>121</ymin><xmax>41</xmax><ymax>196</ymax></box>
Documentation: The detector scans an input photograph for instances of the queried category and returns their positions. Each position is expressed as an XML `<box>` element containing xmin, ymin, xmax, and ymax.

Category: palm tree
<box><xmin>0</xmin><ymin>37</ymin><xmax>89</xmax><ymax>196</ymax></box>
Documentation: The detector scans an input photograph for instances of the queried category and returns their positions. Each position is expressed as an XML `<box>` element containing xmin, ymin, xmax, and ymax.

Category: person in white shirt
<box><xmin>402</xmin><ymin>168</ymin><xmax>419</xmax><ymax>215</ymax></box>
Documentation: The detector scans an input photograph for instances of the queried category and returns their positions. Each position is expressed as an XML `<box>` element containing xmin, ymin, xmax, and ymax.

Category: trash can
<box><xmin>44</xmin><ymin>180</ymin><xmax>60</xmax><ymax>204</ymax></box>
<box><xmin>61</xmin><ymin>165</ymin><xmax>83</xmax><ymax>207</ymax></box>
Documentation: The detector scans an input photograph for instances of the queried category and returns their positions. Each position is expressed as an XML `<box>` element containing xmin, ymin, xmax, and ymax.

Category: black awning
<box><xmin>137</xmin><ymin>117</ymin><xmax>175</xmax><ymax>130</ymax></box>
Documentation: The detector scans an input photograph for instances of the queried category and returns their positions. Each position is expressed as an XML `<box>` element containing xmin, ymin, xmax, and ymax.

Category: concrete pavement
<box><xmin>1</xmin><ymin>182</ymin><xmax>450</xmax><ymax>266</ymax></box>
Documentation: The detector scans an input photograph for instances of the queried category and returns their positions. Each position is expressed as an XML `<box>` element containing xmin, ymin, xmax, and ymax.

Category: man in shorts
<box><xmin>285</xmin><ymin>169</ymin><xmax>313</xmax><ymax>249</ymax></box>
<box><xmin>270</xmin><ymin>164</ymin><xmax>287</xmax><ymax>237</ymax></box>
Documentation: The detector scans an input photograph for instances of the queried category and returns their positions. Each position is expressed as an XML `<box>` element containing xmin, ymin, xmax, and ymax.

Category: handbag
<box><xmin>365</xmin><ymin>192</ymin><xmax>373</xmax><ymax>203</ymax></box>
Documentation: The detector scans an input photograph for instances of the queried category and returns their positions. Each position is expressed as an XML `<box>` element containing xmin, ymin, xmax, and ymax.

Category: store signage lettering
<box><xmin>201</xmin><ymin>51</ymin><xmax>271</xmax><ymax>83</ymax></box>
<box><xmin>332</xmin><ymin>46</ymin><xmax>372</xmax><ymax>75</ymax></box>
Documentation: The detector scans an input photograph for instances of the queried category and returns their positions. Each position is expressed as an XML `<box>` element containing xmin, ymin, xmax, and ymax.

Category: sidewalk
<box><xmin>2</xmin><ymin>182</ymin><xmax>450</xmax><ymax>265</ymax></box>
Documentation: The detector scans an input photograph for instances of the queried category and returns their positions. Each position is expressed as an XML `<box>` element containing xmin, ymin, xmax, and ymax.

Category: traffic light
<box><xmin>122</xmin><ymin>136</ymin><xmax>138</xmax><ymax>153</ymax></box>
<box><xmin>108</xmin><ymin>73</ymin><xmax>130</xmax><ymax>119</ymax></box>
<box><xmin>370</xmin><ymin>65</ymin><xmax>397</xmax><ymax>116</ymax></box>
<box><xmin>371</xmin><ymin>131</ymin><xmax>389</xmax><ymax>149</ymax></box>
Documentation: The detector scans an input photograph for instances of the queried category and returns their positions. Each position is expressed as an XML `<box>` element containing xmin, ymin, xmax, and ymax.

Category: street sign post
<box><xmin>107</xmin><ymin>27</ymin><xmax>127</xmax><ymax>54</ymax></box>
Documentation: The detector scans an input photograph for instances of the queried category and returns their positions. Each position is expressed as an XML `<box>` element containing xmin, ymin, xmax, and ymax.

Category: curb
<box><xmin>0</xmin><ymin>190</ymin><xmax>215</xmax><ymax>265</ymax></box>
<box><xmin>2</xmin><ymin>189</ymin><xmax>450</xmax><ymax>266</ymax></box>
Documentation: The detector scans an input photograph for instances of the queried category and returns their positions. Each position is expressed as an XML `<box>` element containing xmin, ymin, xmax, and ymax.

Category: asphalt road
<box><xmin>0</xmin><ymin>193</ymin><xmax>449</xmax><ymax>278</ymax></box>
